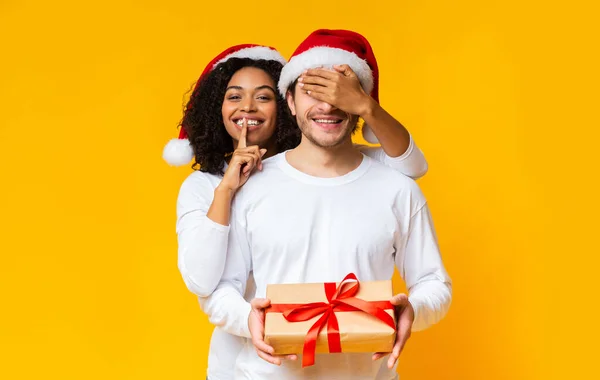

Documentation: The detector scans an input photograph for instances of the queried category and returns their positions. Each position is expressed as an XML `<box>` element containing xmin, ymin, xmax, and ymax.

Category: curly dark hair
<box><xmin>180</xmin><ymin>58</ymin><xmax>301</xmax><ymax>175</ymax></box>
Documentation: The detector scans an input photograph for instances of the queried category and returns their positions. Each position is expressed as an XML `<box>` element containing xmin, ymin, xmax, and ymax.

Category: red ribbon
<box><xmin>267</xmin><ymin>273</ymin><xmax>396</xmax><ymax>367</ymax></box>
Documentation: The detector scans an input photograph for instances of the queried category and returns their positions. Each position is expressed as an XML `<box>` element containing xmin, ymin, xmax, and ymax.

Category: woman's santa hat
<box><xmin>162</xmin><ymin>44</ymin><xmax>287</xmax><ymax>166</ymax></box>
<box><xmin>278</xmin><ymin>29</ymin><xmax>381</xmax><ymax>143</ymax></box>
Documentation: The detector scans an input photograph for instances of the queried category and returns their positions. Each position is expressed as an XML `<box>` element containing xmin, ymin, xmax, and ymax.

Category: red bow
<box><xmin>267</xmin><ymin>273</ymin><xmax>396</xmax><ymax>367</ymax></box>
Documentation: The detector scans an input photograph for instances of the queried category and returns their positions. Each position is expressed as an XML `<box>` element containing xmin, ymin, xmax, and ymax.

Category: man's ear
<box><xmin>286</xmin><ymin>90</ymin><xmax>296</xmax><ymax>116</ymax></box>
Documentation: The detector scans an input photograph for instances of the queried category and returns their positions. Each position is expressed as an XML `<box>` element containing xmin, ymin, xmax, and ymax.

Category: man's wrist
<box><xmin>408</xmin><ymin>300</ymin><xmax>416</xmax><ymax>321</ymax></box>
<box><xmin>407</xmin><ymin>297</ymin><xmax>418</xmax><ymax>325</ymax></box>
<box><xmin>243</xmin><ymin>303</ymin><xmax>253</xmax><ymax>338</ymax></box>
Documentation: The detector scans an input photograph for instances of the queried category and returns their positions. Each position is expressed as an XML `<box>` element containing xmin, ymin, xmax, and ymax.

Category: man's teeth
<box><xmin>314</xmin><ymin>119</ymin><xmax>340</xmax><ymax>124</ymax></box>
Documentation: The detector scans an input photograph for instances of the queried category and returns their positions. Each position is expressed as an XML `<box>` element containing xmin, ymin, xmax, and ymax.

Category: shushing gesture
<box><xmin>220</xmin><ymin>119</ymin><xmax>266</xmax><ymax>193</ymax></box>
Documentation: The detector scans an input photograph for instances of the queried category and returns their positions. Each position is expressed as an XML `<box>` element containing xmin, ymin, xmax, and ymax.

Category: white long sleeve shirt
<box><xmin>176</xmin><ymin>139</ymin><xmax>430</xmax><ymax>380</ymax></box>
<box><xmin>198</xmin><ymin>152</ymin><xmax>451</xmax><ymax>380</ymax></box>
<box><xmin>177</xmin><ymin>139</ymin><xmax>426</xmax><ymax>296</ymax></box>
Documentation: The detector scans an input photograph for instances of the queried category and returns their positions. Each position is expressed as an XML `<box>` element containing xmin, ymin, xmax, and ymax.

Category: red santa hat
<box><xmin>278</xmin><ymin>29</ymin><xmax>381</xmax><ymax>143</ymax></box>
<box><xmin>163</xmin><ymin>44</ymin><xmax>287</xmax><ymax>166</ymax></box>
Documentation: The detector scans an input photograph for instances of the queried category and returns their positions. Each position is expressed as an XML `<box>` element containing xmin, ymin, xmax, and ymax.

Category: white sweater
<box><xmin>197</xmin><ymin>152</ymin><xmax>451</xmax><ymax>380</ymax></box>
<box><xmin>176</xmin><ymin>140</ymin><xmax>430</xmax><ymax>380</ymax></box>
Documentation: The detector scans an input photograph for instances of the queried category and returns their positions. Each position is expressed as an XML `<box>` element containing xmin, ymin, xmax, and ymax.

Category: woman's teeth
<box><xmin>235</xmin><ymin>119</ymin><xmax>261</xmax><ymax>126</ymax></box>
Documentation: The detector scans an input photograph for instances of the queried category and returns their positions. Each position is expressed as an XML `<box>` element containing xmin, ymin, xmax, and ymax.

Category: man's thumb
<box><xmin>251</xmin><ymin>297</ymin><xmax>271</xmax><ymax>309</ymax></box>
<box><xmin>390</xmin><ymin>293</ymin><xmax>409</xmax><ymax>306</ymax></box>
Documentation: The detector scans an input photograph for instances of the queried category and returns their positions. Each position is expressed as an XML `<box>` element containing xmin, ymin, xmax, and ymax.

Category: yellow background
<box><xmin>1</xmin><ymin>1</ymin><xmax>598</xmax><ymax>379</ymax></box>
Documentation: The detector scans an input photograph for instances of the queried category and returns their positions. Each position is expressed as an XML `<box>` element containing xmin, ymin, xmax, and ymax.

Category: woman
<box><xmin>164</xmin><ymin>44</ymin><xmax>428</xmax><ymax>380</ymax></box>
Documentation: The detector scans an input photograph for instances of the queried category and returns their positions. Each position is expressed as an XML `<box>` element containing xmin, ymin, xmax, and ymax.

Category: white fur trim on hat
<box><xmin>163</xmin><ymin>138</ymin><xmax>194</xmax><ymax>166</ymax></box>
<box><xmin>278</xmin><ymin>47</ymin><xmax>373</xmax><ymax>97</ymax></box>
<box><xmin>213</xmin><ymin>46</ymin><xmax>287</xmax><ymax>69</ymax></box>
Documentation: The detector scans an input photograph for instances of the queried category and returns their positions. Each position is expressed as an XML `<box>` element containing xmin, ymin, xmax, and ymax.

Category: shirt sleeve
<box><xmin>176</xmin><ymin>172</ymin><xmax>230</xmax><ymax>297</ymax></box>
<box><xmin>356</xmin><ymin>134</ymin><xmax>429</xmax><ymax>179</ymax></box>
<box><xmin>198</xmin><ymin>203</ymin><xmax>253</xmax><ymax>338</ymax></box>
<box><xmin>394</xmin><ymin>187</ymin><xmax>452</xmax><ymax>331</ymax></box>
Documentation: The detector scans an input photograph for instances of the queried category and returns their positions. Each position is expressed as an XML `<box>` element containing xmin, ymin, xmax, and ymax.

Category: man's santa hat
<box><xmin>278</xmin><ymin>29</ymin><xmax>381</xmax><ymax>143</ymax></box>
<box><xmin>162</xmin><ymin>44</ymin><xmax>287</xmax><ymax>166</ymax></box>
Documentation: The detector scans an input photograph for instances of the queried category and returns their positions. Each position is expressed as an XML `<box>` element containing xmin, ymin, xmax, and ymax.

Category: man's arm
<box><xmin>396</xmin><ymin>200</ymin><xmax>452</xmax><ymax>331</ymax></box>
<box><xmin>377</xmin><ymin>187</ymin><xmax>452</xmax><ymax>369</ymax></box>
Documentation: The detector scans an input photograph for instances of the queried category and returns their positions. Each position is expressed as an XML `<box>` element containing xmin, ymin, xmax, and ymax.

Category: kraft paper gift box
<box><xmin>264</xmin><ymin>273</ymin><xmax>397</xmax><ymax>367</ymax></box>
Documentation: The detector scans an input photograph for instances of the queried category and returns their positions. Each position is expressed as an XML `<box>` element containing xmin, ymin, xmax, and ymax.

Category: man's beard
<box><xmin>296</xmin><ymin>113</ymin><xmax>359</xmax><ymax>148</ymax></box>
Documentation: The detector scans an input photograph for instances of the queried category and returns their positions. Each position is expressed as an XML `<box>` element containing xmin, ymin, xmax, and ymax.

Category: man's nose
<box><xmin>316</xmin><ymin>100</ymin><xmax>337</xmax><ymax>113</ymax></box>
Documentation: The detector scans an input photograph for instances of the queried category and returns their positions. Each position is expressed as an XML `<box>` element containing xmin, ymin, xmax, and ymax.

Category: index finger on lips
<box><xmin>237</xmin><ymin>118</ymin><xmax>247</xmax><ymax>149</ymax></box>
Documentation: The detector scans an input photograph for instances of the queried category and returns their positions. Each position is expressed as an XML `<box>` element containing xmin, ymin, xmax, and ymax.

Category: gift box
<box><xmin>264</xmin><ymin>273</ymin><xmax>397</xmax><ymax>367</ymax></box>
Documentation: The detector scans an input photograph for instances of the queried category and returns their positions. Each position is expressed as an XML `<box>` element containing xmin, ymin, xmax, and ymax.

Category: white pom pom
<box><xmin>162</xmin><ymin>138</ymin><xmax>194</xmax><ymax>166</ymax></box>
<box><xmin>361</xmin><ymin>124</ymin><xmax>380</xmax><ymax>144</ymax></box>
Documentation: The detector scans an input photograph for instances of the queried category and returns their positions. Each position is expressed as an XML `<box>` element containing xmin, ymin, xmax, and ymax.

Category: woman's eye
<box><xmin>257</xmin><ymin>96</ymin><xmax>271</xmax><ymax>101</ymax></box>
<box><xmin>227</xmin><ymin>95</ymin><xmax>241</xmax><ymax>100</ymax></box>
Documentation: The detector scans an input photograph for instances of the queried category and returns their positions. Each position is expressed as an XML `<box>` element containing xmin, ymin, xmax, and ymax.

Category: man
<box><xmin>200</xmin><ymin>29</ymin><xmax>452</xmax><ymax>379</ymax></box>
